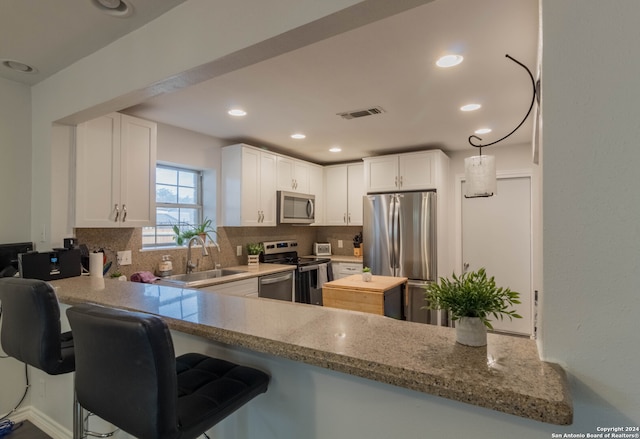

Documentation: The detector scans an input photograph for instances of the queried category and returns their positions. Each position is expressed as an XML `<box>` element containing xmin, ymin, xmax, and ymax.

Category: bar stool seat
<box><xmin>66</xmin><ymin>304</ymin><xmax>270</xmax><ymax>439</ymax></box>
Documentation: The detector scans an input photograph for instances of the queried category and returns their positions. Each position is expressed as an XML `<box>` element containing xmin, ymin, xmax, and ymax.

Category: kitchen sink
<box><xmin>156</xmin><ymin>268</ymin><xmax>248</xmax><ymax>288</ymax></box>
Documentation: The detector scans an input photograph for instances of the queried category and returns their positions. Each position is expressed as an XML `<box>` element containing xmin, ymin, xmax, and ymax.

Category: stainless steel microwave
<box><xmin>277</xmin><ymin>191</ymin><xmax>315</xmax><ymax>224</ymax></box>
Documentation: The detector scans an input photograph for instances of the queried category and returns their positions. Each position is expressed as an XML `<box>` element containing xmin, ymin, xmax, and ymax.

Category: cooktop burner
<box><xmin>260</xmin><ymin>240</ymin><xmax>331</xmax><ymax>267</ymax></box>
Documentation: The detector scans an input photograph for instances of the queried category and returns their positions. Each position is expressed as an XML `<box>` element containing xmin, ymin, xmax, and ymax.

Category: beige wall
<box><xmin>0</xmin><ymin>77</ymin><xmax>31</xmax><ymax>243</ymax></box>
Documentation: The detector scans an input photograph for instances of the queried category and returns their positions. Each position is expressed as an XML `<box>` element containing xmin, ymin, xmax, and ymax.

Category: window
<box><xmin>142</xmin><ymin>165</ymin><xmax>203</xmax><ymax>247</ymax></box>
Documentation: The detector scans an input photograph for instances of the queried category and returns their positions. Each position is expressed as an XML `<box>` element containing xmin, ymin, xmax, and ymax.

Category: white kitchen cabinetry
<box><xmin>332</xmin><ymin>262</ymin><xmax>363</xmax><ymax>279</ymax></box>
<box><xmin>222</xmin><ymin>144</ymin><xmax>277</xmax><ymax>227</ymax></box>
<box><xmin>276</xmin><ymin>156</ymin><xmax>310</xmax><ymax>194</ymax></box>
<box><xmin>200</xmin><ymin>278</ymin><xmax>259</xmax><ymax>297</ymax></box>
<box><xmin>75</xmin><ymin>113</ymin><xmax>157</xmax><ymax>228</ymax></box>
<box><xmin>363</xmin><ymin>150</ymin><xmax>447</xmax><ymax>193</ymax></box>
<box><xmin>324</xmin><ymin>163</ymin><xmax>364</xmax><ymax>225</ymax></box>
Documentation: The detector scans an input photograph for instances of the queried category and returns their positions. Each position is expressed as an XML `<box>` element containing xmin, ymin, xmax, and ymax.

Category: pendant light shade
<box><xmin>464</xmin><ymin>155</ymin><xmax>496</xmax><ymax>198</ymax></box>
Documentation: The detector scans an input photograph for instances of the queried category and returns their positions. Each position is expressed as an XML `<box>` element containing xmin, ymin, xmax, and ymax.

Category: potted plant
<box><xmin>246</xmin><ymin>242</ymin><xmax>263</xmax><ymax>266</ymax></box>
<box><xmin>172</xmin><ymin>218</ymin><xmax>217</xmax><ymax>246</ymax></box>
<box><xmin>362</xmin><ymin>266</ymin><xmax>372</xmax><ymax>282</ymax></box>
<box><xmin>423</xmin><ymin>268</ymin><xmax>521</xmax><ymax>346</ymax></box>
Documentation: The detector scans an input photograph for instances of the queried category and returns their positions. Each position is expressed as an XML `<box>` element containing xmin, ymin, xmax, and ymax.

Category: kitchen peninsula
<box><xmin>50</xmin><ymin>275</ymin><xmax>572</xmax><ymax>427</ymax></box>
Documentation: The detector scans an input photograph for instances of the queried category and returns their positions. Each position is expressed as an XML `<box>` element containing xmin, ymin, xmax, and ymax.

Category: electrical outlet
<box><xmin>338</xmin><ymin>240</ymin><xmax>343</xmax><ymax>248</ymax></box>
<box><xmin>237</xmin><ymin>245</ymin><xmax>243</xmax><ymax>256</ymax></box>
<box><xmin>117</xmin><ymin>250</ymin><xmax>132</xmax><ymax>265</ymax></box>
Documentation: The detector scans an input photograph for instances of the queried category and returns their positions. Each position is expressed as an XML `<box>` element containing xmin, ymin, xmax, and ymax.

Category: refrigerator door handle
<box><xmin>391</xmin><ymin>195</ymin><xmax>400</xmax><ymax>274</ymax></box>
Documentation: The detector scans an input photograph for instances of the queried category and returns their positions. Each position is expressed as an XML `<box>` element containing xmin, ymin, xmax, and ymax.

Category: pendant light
<box><xmin>464</xmin><ymin>54</ymin><xmax>540</xmax><ymax>198</ymax></box>
<box><xmin>465</xmin><ymin>150</ymin><xmax>496</xmax><ymax>198</ymax></box>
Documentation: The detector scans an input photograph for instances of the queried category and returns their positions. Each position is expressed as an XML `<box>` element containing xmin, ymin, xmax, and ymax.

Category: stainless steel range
<box><xmin>260</xmin><ymin>240</ymin><xmax>332</xmax><ymax>305</ymax></box>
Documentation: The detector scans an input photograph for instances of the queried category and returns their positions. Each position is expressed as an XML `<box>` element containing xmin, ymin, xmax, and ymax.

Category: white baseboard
<box><xmin>10</xmin><ymin>406</ymin><xmax>72</xmax><ymax>439</ymax></box>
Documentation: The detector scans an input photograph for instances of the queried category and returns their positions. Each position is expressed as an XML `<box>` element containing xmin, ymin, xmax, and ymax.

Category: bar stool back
<box><xmin>66</xmin><ymin>304</ymin><xmax>270</xmax><ymax>439</ymax></box>
<box><xmin>0</xmin><ymin>277</ymin><xmax>74</xmax><ymax>375</ymax></box>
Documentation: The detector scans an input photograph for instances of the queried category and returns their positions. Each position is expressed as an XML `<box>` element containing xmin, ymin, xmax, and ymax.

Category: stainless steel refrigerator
<box><xmin>363</xmin><ymin>191</ymin><xmax>444</xmax><ymax>325</ymax></box>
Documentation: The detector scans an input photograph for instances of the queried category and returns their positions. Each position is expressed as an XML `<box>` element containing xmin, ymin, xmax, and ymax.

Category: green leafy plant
<box><xmin>246</xmin><ymin>242</ymin><xmax>264</xmax><ymax>255</ymax></box>
<box><xmin>362</xmin><ymin>266</ymin><xmax>371</xmax><ymax>273</ymax></box>
<box><xmin>423</xmin><ymin>268</ymin><xmax>522</xmax><ymax>329</ymax></box>
<box><xmin>110</xmin><ymin>271</ymin><xmax>123</xmax><ymax>279</ymax></box>
<box><xmin>172</xmin><ymin>218</ymin><xmax>218</xmax><ymax>246</ymax></box>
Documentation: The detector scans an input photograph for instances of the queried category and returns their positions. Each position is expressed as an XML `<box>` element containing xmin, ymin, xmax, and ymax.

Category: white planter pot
<box><xmin>247</xmin><ymin>255</ymin><xmax>260</xmax><ymax>266</ymax></box>
<box><xmin>362</xmin><ymin>272</ymin><xmax>372</xmax><ymax>282</ymax></box>
<box><xmin>455</xmin><ymin>317</ymin><xmax>487</xmax><ymax>347</ymax></box>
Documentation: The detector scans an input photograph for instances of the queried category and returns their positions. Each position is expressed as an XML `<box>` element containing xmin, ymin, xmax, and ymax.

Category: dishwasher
<box><xmin>258</xmin><ymin>271</ymin><xmax>294</xmax><ymax>301</ymax></box>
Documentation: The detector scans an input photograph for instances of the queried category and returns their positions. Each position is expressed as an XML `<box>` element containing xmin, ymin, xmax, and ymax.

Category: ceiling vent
<box><xmin>337</xmin><ymin>106</ymin><xmax>385</xmax><ymax>120</ymax></box>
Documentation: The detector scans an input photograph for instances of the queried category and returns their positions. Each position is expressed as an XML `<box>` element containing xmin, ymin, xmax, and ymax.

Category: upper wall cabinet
<box><xmin>276</xmin><ymin>156</ymin><xmax>310</xmax><ymax>194</ymax></box>
<box><xmin>363</xmin><ymin>150</ymin><xmax>448</xmax><ymax>193</ymax></box>
<box><xmin>324</xmin><ymin>163</ymin><xmax>364</xmax><ymax>226</ymax></box>
<box><xmin>222</xmin><ymin>144</ymin><xmax>277</xmax><ymax>227</ymax></box>
<box><xmin>75</xmin><ymin>113</ymin><xmax>157</xmax><ymax>228</ymax></box>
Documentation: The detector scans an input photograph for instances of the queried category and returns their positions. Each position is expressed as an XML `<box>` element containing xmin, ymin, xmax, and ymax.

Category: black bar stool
<box><xmin>0</xmin><ymin>277</ymin><xmax>75</xmax><ymax>375</ymax></box>
<box><xmin>66</xmin><ymin>303</ymin><xmax>270</xmax><ymax>439</ymax></box>
<box><xmin>0</xmin><ymin>277</ymin><xmax>82</xmax><ymax>437</ymax></box>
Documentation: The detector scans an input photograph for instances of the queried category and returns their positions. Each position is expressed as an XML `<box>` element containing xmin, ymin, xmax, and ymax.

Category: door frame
<box><xmin>454</xmin><ymin>169</ymin><xmax>536</xmax><ymax>337</ymax></box>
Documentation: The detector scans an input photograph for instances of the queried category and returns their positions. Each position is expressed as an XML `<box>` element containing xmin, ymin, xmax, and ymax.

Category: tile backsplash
<box><xmin>74</xmin><ymin>225</ymin><xmax>362</xmax><ymax>278</ymax></box>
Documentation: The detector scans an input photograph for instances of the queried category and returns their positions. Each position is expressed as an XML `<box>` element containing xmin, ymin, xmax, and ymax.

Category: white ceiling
<box><xmin>0</xmin><ymin>0</ymin><xmax>185</xmax><ymax>85</ymax></box>
<box><xmin>2</xmin><ymin>0</ymin><xmax>539</xmax><ymax>165</ymax></box>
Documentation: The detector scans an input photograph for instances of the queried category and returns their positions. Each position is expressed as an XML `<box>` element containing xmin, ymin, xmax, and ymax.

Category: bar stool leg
<box><xmin>73</xmin><ymin>390</ymin><xmax>83</xmax><ymax>439</ymax></box>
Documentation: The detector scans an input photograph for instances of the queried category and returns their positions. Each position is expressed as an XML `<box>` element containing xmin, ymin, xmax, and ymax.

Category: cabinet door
<box><xmin>347</xmin><ymin>163</ymin><xmax>364</xmax><ymax>225</ymax></box>
<box><xmin>277</xmin><ymin>157</ymin><xmax>310</xmax><ymax>193</ymax></box>
<box><xmin>398</xmin><ymin>151</ymin><xmax>435</xmax><ymax>190</ymax></box>
<box><xmin>324</xmin><ymin>165</ymin><xmax>348</xmax><ymax>225</ymax></box>
<box><xmin>293</xmin><ymin>162</ymin><xmax>310</xmax><ymax>193</ymax></box>
<box><xmin>75</xmin><ymin>113</ymin><xmax>121</xmax><ymax>227</ymax></box>
<box><xmin>259</xmin><ymin>152</ymin><xmax>277</xmax><ymax>226</ymax></box>
<box><xmin>364</xmin><ymin>156</ymin><xmax>399</xmax><ymax>193</ymax></box>
<box><xmin>276</xmin><ymin>156</ymin><xmax>296</xmax><ymax>191</ymax></box>
<box><xmin>240</xmin><ymin>148</ymin><xmax>261</xmax><ymax>226</ymax></box>
<box><xmin>119</xmin><ymin>114</ymin><xmax>157</xmax><ymax>227</ymax></box>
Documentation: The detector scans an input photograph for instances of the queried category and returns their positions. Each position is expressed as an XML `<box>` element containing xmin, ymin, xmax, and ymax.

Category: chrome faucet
<box><xmin>186</xmin><ymin>235</ymin><xmax>209</xmax><ymax>274</ymax></box>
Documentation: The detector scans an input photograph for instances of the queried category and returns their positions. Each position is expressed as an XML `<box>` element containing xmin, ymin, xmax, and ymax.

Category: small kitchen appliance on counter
<box><xmin>313</xmin><ymin>242</ymin><xmax>331</xmax><ymax>256</ymax></box>
<box><xmin>19</xmin><ymin>248</ymin><xmax>81</xmax><ymax>281</ymax></box>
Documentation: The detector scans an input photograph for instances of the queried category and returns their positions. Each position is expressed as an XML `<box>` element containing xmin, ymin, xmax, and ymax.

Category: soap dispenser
<box><xmin>157</xmin><ymin>255</ymin><xmax>173</xmax><ymax>277</ymax></box>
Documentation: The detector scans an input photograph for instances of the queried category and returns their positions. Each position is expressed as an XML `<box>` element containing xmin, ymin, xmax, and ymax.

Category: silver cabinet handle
<box><xmin>114</xmin><ymin>204</ymin><xmax>120</xmax><ymax>222</ymax></box>
<box><xmin>348</xmin><ymin>213</ymin><xmax>351</xmax><ymax>223</ymax></box>
<box><xmin>395</xmin><ymin>176</ymin><xmax>398</xmax><ymax>187</ymax></box>
<box><xmin>122</xmin><ymin>204</ymin><xmax>127</xmax><ymax>222</ymax></box>
<box><xmin>399</xmin><ymin>176</ymin><xmax>403</xmax><ymax>187</ymax></box>
<box><xmin>343</xmin><ymin>213</ymin><xmax>346</xmax><ymax>224</ymax></box>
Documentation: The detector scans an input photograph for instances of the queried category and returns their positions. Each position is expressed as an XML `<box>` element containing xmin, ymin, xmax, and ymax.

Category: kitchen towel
<box><xmin>89</xmin><ymin>252</ymin><xmax>103</xmax><ymax>278</ymax></box>
<box><xmin>130</xmin><ymin>271</ymin><xmax>159</xmax><ymax>283</ymax></box>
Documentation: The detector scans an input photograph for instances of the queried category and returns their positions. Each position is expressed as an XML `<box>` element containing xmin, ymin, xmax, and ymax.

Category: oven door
<box><xmin>295</xmin><ymin>262</ymin><xmax>332</xmax><ymax>305</ymax></box>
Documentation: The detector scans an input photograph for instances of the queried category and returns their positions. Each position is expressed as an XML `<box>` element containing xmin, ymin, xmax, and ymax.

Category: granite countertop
<box><xmin>50</xmin><ymin>275</ymin><xmax>572</xmax><ymax>425</ymax></box>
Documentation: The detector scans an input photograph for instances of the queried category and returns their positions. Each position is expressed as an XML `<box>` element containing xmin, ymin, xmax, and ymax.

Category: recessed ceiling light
<box><xmin>474</xmin><ymin>128</ymin><xmax>492</xmax><ymax>135</ymax></box>
<box><xmin>1</xmin><ymin>59</ymin><xmax>38</xmax><ymax>74</ymax></box>
<box><xmin>436</xmin><ymin>54</ymin><xmax>464</xmax><ymax>68</ymax></box>
<box><xmin>91</xmin><ymin>0</ymin><xmax>133</xmax><ymax>17</ymax></box>
<box><xmin>228</xmin><ymin>109</ymin><xmax>247</xmax><ymax>117</ymax></box>
<box><xmin>329</xmin><ymin>147</ymin><xmax>342</xmax><ymax>153</ymax></box>
<box><xmin>291</xmin><ymin>133</ymin><xmax>306</xmax><ymax>139</ymax></box>
<box><xmin>460</xmin><ymin>103</ymin><xmax>482</xmax><ymax>112</ymax></box>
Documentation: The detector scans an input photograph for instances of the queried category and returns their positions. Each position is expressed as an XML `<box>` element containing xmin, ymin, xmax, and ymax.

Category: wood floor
<box><xmin>3</xmin><ymin>420</ymin><xmax>51</xmax><ymax>439</ymax></box>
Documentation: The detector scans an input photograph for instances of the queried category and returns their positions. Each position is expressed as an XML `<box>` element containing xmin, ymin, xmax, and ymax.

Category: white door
<box><xmin>462</xmin><ymin>176</ymin><xmax>532</xmax><ymax>336</ymax></box>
